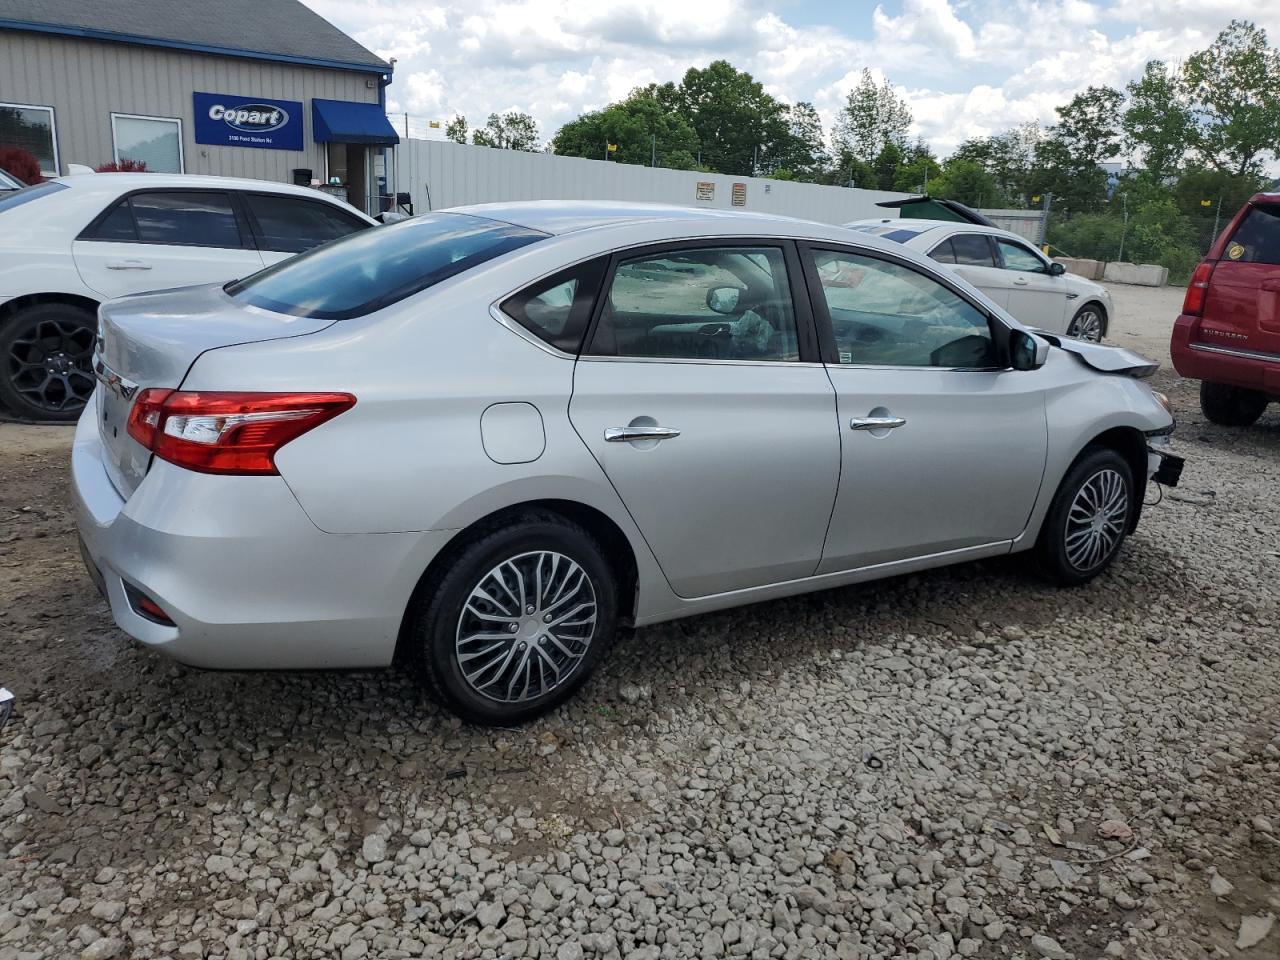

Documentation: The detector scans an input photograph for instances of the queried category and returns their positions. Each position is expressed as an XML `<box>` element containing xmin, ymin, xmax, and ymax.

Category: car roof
<box><xmin>846</xmin><ymin>218</ymin><xmax>1036</xmax><ymax>245</ymax></box>
<box><xmin>48</xmin><ymin>172</ymin><xmax>374</xmax><ymax>216</ymax></box>
<box><xmin>449</xmin><ymin>200</ymin><xmax>823</xmax><ymax>237</ymax></box>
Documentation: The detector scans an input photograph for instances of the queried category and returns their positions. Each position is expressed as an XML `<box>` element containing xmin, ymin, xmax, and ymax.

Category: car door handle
<box><xmin>850</xmin><ymin>416</ymin><xmax>906</xmax><ymax>431</ymax></box>
<box><xmin>605</xmin><ymin>426</ymin><xmax>681</xmax><ymax>443</ymax></box>
<box><xmin>1013</xmin><ymin>277</ymin><xmax>1029</xmax><ymax>285</ymax></box>
<box><xmin>105</xmin><ymin>259</ymin><xmax>152</xmax><ymax>270</ymax></box>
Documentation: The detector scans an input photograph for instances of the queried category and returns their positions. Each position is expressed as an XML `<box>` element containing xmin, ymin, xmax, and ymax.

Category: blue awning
<box><xmin>312</xmin><ymin>99</ymin><xmax>400</xmax><ymax>146</ymax></box>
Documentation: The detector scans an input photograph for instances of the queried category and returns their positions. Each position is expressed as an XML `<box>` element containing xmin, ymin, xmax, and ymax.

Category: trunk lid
<box><xmin>94</xmin><ymin>283</ymin><xmax>335</xmax><ymax>497</ymax></box>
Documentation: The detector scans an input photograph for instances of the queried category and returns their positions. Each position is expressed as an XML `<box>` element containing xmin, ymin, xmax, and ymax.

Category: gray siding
<box><xmin>0</xmin><ymin>31</ymin><xmax>380</xmax><ymax>182</ymax></box>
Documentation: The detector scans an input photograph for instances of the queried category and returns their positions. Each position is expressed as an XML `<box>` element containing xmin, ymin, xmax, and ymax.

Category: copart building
<box><xmin>0</xmin><ymin>0</ymin><xmax>399</xmax><ymax>213</ymax></box>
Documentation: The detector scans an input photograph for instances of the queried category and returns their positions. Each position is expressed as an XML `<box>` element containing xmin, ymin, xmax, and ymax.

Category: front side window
<box><xmin>502</xmin><ymin>260</ymin><xmax>606</xmax><ymax>353</ymax></box>
<box><xmin>996</xmin><ymin>238</ymin><xmax>1047</xmax><ymax>273</ymax></box>
<box><xmin>588</xmin><ymin>246</ymin><xmax>799</xmax><ymax>361</ymax></box>
<box><xmin>244</xmin><ymin>193</ymin><xmax>369</xmax><ymax>253</ymax></box>
<box><xmin>228</xmin><ymin>212</ymin><xmax>545</xmax><ymax>321</ymax></box>
<box><xmin>128</xmin><ymin>192</ymin><xmax>241</xmax><ymax>247</ymax></box>
<box><xmin>950</xmin><ymin>233</ymin><xmax>996</xmax><ymax>267</ymax></box>
<box><xmin>809</xmin><ymin>248</ymin><xmax>998</xmax><ymax>368</ymax></box>
<box><xmin>1225</xmin><ymin>204</ymin><xmax>1280</xmax><ymax>265</ymax></box>
<box><xmin>111</xmin><ymin>114</ymin><xmax>183</xmax><ymax>173</ymax></box>
<box><xmin>0</xmin><ymin>102</ymin><xmax>58</xmax><ymax>176</ymax></box>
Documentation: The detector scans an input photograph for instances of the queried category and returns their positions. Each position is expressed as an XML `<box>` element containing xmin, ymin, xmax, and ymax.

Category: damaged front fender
<box><xmin>1030</xmin><ymin>329</ymin><xmax>1160</xmax><ymax>379</ymax></box>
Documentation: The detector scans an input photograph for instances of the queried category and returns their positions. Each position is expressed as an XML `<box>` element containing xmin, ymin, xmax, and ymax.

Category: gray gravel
<box><xmin>2</xmin><ymin>283</ymin><xmax>1278</xmax><ymax>959</ymax></box>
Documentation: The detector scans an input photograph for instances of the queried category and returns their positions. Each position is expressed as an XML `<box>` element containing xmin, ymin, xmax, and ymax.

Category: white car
<box><xmin>846</xmin><ymin>219</ymin><xmax>1113</xmax><ymax>342</ymax></box>
<box><xmin>0</xmin><ymin>172</ymin><xmax>376</xmax><ymax>421</ymax></box>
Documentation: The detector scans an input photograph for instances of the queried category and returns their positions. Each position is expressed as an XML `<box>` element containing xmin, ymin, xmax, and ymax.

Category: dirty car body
<box><xmin>73</xmin><ymin>202</ymin><xmax>1178</xmax><ymax>723</ymax></box>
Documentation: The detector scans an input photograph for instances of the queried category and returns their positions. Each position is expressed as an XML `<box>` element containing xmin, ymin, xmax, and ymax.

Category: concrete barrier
<box><xmin>1102</xmin><ymin>261</ymin><xmax>1169</xmax><ymax>287</ymax></box>
<box><xmin>1055</xmin><ymin>257</ymin><xmax>1104</xmax><ymax>280</ymax></box>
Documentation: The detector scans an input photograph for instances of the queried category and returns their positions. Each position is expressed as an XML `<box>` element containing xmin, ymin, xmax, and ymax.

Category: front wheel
<box><xmin>406</xmin><ymin>512</ymin><xmax>618</xmax><ymax>725</ymax></box>
<box><xmin>0</xmin><ymin>302</ymin><xmax>97</xmax><ymax>421</ymax></box>
<box><xmin>1066</xmin><ymin>303</ymin><xmax>1106</xmax><ymax>342</ymax></box>
<box><xmin>1035</xmin><ymin>448</ymin><xmax>1134</xmax><ymax>586</ymax></box>
<box><xmin>1199</xmin><ymin>381</ymin><xmax>1268</xmax><ymax>427</ymax></box>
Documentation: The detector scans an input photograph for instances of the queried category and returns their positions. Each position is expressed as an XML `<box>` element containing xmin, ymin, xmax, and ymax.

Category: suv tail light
<box><xmin>1182</xmin><ymin>260</ymin><xmax>1215</xmax><ymax>317</ymax></box>
<box><xmin>127</xmin><ymin>390</ymin><xmax>355</xmax><ymax>475</ymax></box>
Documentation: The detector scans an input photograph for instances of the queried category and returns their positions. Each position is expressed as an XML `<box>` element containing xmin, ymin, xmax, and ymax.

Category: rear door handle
<box><xmin>105</xmin><ymin>259</ymin><xmax>152</xmax><ymax>270</ymax></box>
<box><xmin>605</xmin><ymin>426</ymin><xmax>681</xmax><ymax>443</ymax></box>
<box><xmin>850</xmin><ymin>416</ymin><xmax>906</xmax><ymax>431</ymax></box>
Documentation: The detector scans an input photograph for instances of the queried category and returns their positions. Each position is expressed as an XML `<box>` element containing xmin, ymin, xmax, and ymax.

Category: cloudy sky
<box><xmin>304</xmin><ymin>0</ymin><xmax>1277</xmax><ymax>157</ymax></box>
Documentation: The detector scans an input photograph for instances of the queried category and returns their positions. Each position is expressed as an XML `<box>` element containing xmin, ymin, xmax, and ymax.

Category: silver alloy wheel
<box><xmin>455</xmin><ymin>550</ymin><xmax>598</xmax><ymax>703</ymax></box>
<box><xmin>1068</xmin><ymin>307</ymin><xmax>1105</xmax><ymax>342</ymax></box>
<box><xmin>1064</xmin><ymin>468</ymin><xmax>1128</xmax><ymax>571</ymax></box>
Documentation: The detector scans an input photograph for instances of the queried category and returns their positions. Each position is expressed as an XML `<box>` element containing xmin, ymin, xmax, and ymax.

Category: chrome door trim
<box><xmin>576</xmin><ymin>355</ymin><xmax>828</xmax><ymax>368</ymax></box>
<box><xmin>849</xmin><ymin>416</ymin><xmax>906</xmax><ymax>430</ymax></box>
<box><xmin>604</xmin><ymin>426</ymin><xmax>681</xmax><ymax>443</ymax></box>
<box><xmin>1189</xmin><ymin>342</ymin><xmax>1280</xmax><ymax>365</ymax></box>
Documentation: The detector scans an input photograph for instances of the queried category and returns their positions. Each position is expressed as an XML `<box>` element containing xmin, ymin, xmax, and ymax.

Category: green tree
<box><xmin>552</xmin><ymin>89</ymin><xmax>698</xmax><ymax>169</ymax></box>
<box><xmin>1122</xmin><ymin>60</ymin><xmax>1190</xmax><ymax>183</ymax></box>
<box><xmin>1172</xmin><ymin>165</ymin><xmax>1265</xmax><ymax>219</ymax></box>
<box><xmin>472</xmin><ymin>112</ymin><xmax>540</xmax><ymax>151</ymax></box>
<box><xmin>1054</xmin><ymin>86</ymin><xmax>1125</xmax><ymax>167</ymax></box>
<box><xmin>872</xmin><ymin>141</ymin><xmax>904</xmax><ymax>191</ymax></box>
<box><xmin>444</xmin><ymin>115</ymin><xmax>468</xmax><ymax>145</ymax></box>
<box><xmin>832</xmin><ymin>69</ymin><xmax>912</xmax><ymax>165</ymax></box>
<box><xmin>672</xmin><ymin>61</ymin><xmax>790</xmax><ymax>175</ymax></box>
<box><xmin>931</xmin><ymin>159</ymin><xmax>1000</xmax><ymax>207</ymax></box>
<box><xmin>770</xmin><ymin>101</ymin><xmax>828</xmax><ymax>181</ymax></box>
<box><xmin>1182</xmin><ymin>19</ymin><xmax>1280</xmax><ymax>177</ymax></box>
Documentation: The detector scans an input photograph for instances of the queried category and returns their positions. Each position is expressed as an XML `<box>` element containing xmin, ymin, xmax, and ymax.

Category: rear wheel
<box><xmin>1036</xmin><ymin>448</ymin><xmax>1134</xmax><ymax>586</ymax></box>
<box><xmin>1066</xmin><ymin>303</ymin><xmax>1106</xmax><ymax>342</ymax></box>
<box><xmin>0</xmin><ymin>303</ymin><xmax>97</xmax><ymax>421</ymax></box>
<box><xmin>407</xmin><ymin>512</ymin><xmax>618</xmax><ymax>725</ymax></box>
<box><xmin>1199</xmin><ymin>381</ymin><xmax>1268</xmax><ymax>427</ymax></box>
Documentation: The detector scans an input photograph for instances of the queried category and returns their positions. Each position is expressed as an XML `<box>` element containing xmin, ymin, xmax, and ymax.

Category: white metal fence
<box><xmin>391</xmin><ymin>139</ymin><xmax>910</xmax><ymax>223</ymax></box>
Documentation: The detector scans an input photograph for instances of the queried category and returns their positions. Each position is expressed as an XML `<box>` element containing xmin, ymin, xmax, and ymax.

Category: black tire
<box><xmin>1035</xmin><ymin>447</ymin><xmax>1134</xmax><ymax>586</ymax></box>
<box><xmin>407</xmin><ymin>511</ymin><xmax>618</xmax><ymax>725</ymax></box>
<box><xmin>0</xmin><ymin>302</ymin><xmax>97</xmax><ymax>421</ymax></box>
<box><xmin>1066</xmin><ymin>302</ymin><xmax>1107</xmax><ymax>342</ymax></box>
<box><xmin>1199</xmin><ymin>381</ymin><xmax>1268</xmax><ymax>427</ymax></box>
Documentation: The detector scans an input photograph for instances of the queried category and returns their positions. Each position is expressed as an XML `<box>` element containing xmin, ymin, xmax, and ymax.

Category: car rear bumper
<box><xmin>1171</xmin><ymin>315</ymin><xmax>1280</xmax><ymax>395</ymax></box>
<box><xmin>71</xmin><ymin>404</ymin><xmax>446</xmax><ymax>670</ymax></box>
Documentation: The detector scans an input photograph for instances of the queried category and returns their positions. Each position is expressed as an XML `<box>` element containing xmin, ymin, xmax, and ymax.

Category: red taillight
<box><xmin>1182</xmin><ymin>260</ymin><xmax>1215</xmax><ymax>316</ymax></box>
<box><xmin>127</xmin><ymin>390</ymin><xmax>355</xmax><ymax>475</ymax></box>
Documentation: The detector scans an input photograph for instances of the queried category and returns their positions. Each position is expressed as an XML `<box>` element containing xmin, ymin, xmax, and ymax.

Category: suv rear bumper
<box><xmin>1171</xmin><ymin>315</ymin><xmax>1280</xmax><ymax>395</ymax></box>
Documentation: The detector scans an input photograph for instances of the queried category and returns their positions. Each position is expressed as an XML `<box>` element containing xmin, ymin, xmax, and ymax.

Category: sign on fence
<box><xmin>695</xmin><ymin>181</ymin><xmax>715</xmax><ymax>202</ymax></box>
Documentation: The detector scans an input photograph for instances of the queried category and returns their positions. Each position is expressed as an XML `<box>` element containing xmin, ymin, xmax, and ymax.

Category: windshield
<box><xmin>0</xmin><ymin>180</ymin><xmax>67</xmax><ymax>211</ymax></box>
<box><xmin>227</xmin><ymin>212</ymin><xmax>547</xmax><ymax>321</ymax></box>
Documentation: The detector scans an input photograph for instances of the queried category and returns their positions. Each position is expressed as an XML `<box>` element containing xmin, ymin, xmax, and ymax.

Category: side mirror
<box><xmin>706</xmin><ymin>286</ymin><xmax>744</xmax><ymax>314</ymax></box>
<box><xmin>1009</xmin><ymin>329</ymin><xmax>1049</xmax><ymax>370</ymax></box>
<box><xmin>1049</xmin><ymin>261</ymin><xmax>1066</xmax><ymax>276</ymax></box>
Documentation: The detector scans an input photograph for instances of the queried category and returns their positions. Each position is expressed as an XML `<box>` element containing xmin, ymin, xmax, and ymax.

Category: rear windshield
<box><xmin>1226</xmin><ymin>203</ymin><xmax>1280</xmax><ymax>265</ymax></box>
<box><xmin>227</xmin><ymin>212</ymin><xmax>546</xmax><ymax>320</ymax></box>
<box><xmin>0</xmin><ymin>181</ymin><xmax>68</xmax><ymax>213</ymax></box>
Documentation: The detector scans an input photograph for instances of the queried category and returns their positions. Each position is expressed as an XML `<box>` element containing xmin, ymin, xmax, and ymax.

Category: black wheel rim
<box><xmin>6</xmin><ymin>315</ymin><xmax>96</xmax><ymax>413</ymax></box>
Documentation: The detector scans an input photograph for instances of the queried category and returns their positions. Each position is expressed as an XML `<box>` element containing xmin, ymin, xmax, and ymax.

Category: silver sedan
<box><xmin>74</xmin><ymin>202</ymin><xmax>1180</xmax><ymax>724</ymax></box>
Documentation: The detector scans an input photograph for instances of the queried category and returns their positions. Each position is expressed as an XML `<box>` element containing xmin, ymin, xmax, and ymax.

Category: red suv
<box><xmin>1171</xmin><ymin>193</ymin><xmax>1280</xmax><ymax>426</ymax></box>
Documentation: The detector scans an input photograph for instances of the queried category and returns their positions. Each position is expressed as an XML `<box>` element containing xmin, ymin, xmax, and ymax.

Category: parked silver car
<box><xmin>74</xmin><ymin>202</ymin><xmax>1180</xmax><ymax>724</ymax></box>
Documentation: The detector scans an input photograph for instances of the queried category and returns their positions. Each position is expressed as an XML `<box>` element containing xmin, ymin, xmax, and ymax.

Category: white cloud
<box><xmin>304</xmin><ymin>0</ymin><xmax>1280</xmax><ymax>161</ymax></box>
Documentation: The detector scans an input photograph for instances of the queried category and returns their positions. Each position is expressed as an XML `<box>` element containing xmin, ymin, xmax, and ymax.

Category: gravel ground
<box><xmin>1</xmin><ymin>282</ymin><xmax>1278</xmax><ymax>960</ymax></box>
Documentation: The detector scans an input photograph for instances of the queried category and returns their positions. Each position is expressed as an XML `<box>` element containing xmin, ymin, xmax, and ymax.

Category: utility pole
<box><xmin>651</xmin><ymin>134</ymin><xmax>656</xmax><ymax>168</ymax></box>
<box><xmin>1039</xmin><ymin>192</ymin><xmax>1053</xmax><ymax>247</ymax></box>
<box><xmin>753</xmin><ymin>144</ymin><xmax>758</xmax><ymax>176</ymax></box>
<box><xmin>1211</xmin><ymin>195</ymin><xmax>1223</xmax><ymax>243</ymax></box>
<box><xmin>1117</xmin><ymin>193</ymin><xmax>1129</xmax><ymax>263</ymax></box>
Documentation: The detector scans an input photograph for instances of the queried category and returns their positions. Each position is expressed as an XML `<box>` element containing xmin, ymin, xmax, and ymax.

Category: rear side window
<box><xmin>929</xmin><ymin>239</ymin><xmax>957</xmax><ymax>263</ymax></box>
<box><xmin>243</xmin><ymin>193</ymin><xmax>369</xmax><ymax>253</ymax></box>
<box><xmin>501</xmin><ymin>260</ymin><xmax>606</xmax><ymax>353</ymax></box>
<box><xmin>82</xmin><ymin>191</ymin><xmax>243</xmax><ymax>247</ymax></box>
<box><xmin>0</xmin><ymin>180</ymin><xmax>67</xmax><ymax>213</ymax></box>
<box><xmin>228</xmin><ymin>212</ymin><xmax>545</xmax><ymax>321</ymax></box>
<box><xmin>951</xmin><ymin>234</ymin><xmax>996</xmax><ymax>267</ymax></box>
<box><xmin>1226</xmin><ymin>204</ymin><xmax>1280</xmax><ymax>265</ymax></box>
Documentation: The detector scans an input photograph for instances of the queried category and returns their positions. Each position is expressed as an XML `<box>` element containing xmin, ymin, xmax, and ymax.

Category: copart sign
<box><xmin>193</xmin><ymin>92</ymin><xmax>304</xmax><ymax>150</ymax></box>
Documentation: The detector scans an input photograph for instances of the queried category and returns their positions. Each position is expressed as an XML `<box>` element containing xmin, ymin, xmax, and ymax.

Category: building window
<box><xmin>111</xmin><ymin>114</ymin><xmax>183</xmax><ymax>174</ymax></box>
<box><xmin>0</xmin><ymin>102</ymin><xmax>59</xmax><ymax>176</ymax></box>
